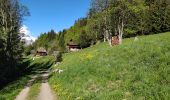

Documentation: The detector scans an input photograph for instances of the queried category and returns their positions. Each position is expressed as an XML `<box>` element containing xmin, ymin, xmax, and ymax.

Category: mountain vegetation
<box><xmin>31</xmin><ymin>0</ymin><xmax>170</xmax><ymax>53</ymax></box>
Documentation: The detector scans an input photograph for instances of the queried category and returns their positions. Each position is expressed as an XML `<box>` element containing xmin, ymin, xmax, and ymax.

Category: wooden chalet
<box><xmin>112</xmin><ymin>36</ymin><xmax>119</xmax><ymax>45</ymax></box>
<box><xmin>67</xmin><ymin>40</ymin><xmax>80</xmax><ymax>51</ymax></box>
<box><xmin>36</xmin><ymin>47</ymin><xmax>47</xmax><ymax>56</ymax></box>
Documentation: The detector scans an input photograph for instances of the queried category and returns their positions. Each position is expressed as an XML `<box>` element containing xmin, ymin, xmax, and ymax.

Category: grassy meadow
<box><xmin>49</xmin><ymin>32</ymin><xmax>170</xmax><ymax>100</ymax></box>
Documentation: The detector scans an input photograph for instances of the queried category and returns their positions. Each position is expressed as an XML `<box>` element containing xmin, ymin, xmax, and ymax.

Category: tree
<box><xmin>90</xmin><ymin>0</ymin><xmax>109</xmax><ymax>15</ymax></box>
<box><xmin>124</xmin><ymin>0</ymin><xmax>150</xmax><ymax>36</ymax></box>
<box><xmin>47</xmin><ymin>29</ymin><xmax>56</xmax><ymax>41</ymax></box>
<box><xmin>78</xmin><ymin>30</ymin><xmax>91</xmax><ymax>48</ymax></box>
<box><xmin>0</xmin><ymin>0</ymin><xmax>29</xmax><ymax>87</ymax></box>
<box><xmin>24</xmin><ymin>45</ymin><xmax>33</xmax><ymax>56</ymax></box>
<box><xmin>109</xmin><ymin>0</ymin><xmax>131</xmax><ymax>44</ymax></box>
<box><xmin>109</xmin><ymin>0</ymin><xmax>149</xmax><ymax>44</ymax></box>
<box><xmin>89</xmin><ymin>0</ymin><xmax>113</xmax><ymax>45</ymax></box>
<box><xmin>87</xmin><ymin>15</ymin><xmax>104</xmax><ymax>43</ymax></box>
<box><xmin>143</xmin><ymin>0</ymin><xmax>170</xmax><ymax>33</ymax></box>
<box><xmin>58</xmin><ymin>30</ymin><xmax>66</xmax><ymax>52</ymax></box>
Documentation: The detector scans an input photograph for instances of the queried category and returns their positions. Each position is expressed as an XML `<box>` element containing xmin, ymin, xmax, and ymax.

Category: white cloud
<box><xmin>20</xmin><ymin>25</ymin><xmax>37</xmax><ymax>45</ymax></box>
<box><xmin>20</xmin><ymin>25</ymin><xmax>36</xmax><ymax>41</ymax></box>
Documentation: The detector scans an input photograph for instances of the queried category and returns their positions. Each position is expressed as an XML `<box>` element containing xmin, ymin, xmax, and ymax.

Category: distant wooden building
<box><xmin>36</xmin><ymin>47</ymin><xmax>47</xmax><ymax>56</ymax></box>
<box><xmin>67</xmin><ymin>40</ymin><xmax>80</xmax><ymax>52</ymax></box>
<box><xmin>112</xmin><ymin>36</ymin><xmax>119</xmax><ymax>45</ymax></box>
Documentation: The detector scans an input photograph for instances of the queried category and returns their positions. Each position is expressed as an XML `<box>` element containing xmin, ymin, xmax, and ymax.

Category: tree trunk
<box><xmin>104</xmin><ymin>33</ymin><xmax>106</xmax><ymax>42</ymax></box>
<box><xmin>103</xmin><ymin>15</ymin><xmax>107</xmax><ymax>42</ymax></box>
<box><xmin>106</xmin><ymin>29</ymin><xmax>112</xmax><ymax>46</ymax></box>
<box><xmin>108</xmin><ymin>37</ymin><xmax>112</xmax><ymax>46</ymax></box>
<box><xmin>103</xmin><ymin>11</ymin><xmax>112</xmax><ymax>46</ymax></box>
<box><xmin>117</xmin><ymin>19</ymin><xmax>124</xmax><ymax>44</ymax></box>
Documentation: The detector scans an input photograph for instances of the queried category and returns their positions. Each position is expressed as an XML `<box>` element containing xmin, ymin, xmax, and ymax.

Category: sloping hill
<box><xmin>49</xmin><ymin>32</ymin><xmax>170</xmax><ymax>100</ymax></box>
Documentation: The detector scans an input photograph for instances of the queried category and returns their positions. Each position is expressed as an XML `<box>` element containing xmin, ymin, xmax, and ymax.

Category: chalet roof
<box><xmin>37</xmin><ymin>47</ymin><xmax>47</xmax><ymax>52</ymax></box>
<box><xmin>67</xmin><ymin>42</ymin><xmax>79</xmax><ymax>46</ymax></box>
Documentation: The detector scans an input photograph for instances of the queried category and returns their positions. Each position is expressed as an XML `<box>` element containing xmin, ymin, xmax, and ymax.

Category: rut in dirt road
<box><xmin>15</xmin><ymin>75</ymin><xmax>37</xmax><ymax>100</ymax></box>
<box><xmin>38</xmin><ymin>83</ymin><xmax>57</xmax><ymax>100</ymax></box>
<box><xmin>38</xmin><ymin>71</ymin><xmax>57</xmax><ymax>100</ymax></box>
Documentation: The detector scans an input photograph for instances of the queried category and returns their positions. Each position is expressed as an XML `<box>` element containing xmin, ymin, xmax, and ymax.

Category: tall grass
<box><xmin>49</xmin><ymin>32</ymin><xmax>170</xmax><ymax>100</ymax></box>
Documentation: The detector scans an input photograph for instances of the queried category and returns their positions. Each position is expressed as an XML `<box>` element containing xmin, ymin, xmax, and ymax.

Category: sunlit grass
<box><xmin>49</xmin><ymin>32</ymin><xmax>170</xmax><ymax>100</ymax></box>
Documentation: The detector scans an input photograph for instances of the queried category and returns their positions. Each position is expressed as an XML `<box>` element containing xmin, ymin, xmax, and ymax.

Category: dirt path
<box><xmin>38</xmin><ymin>72</ymin><xmax>57</xmax><ymax>100</ymax></box>
<box><xmin>15</xmin><ymin>71</ymin><xmax>56</xmax><ymax>100</ymax></box>
<box><xmin>15</xmin><ymin>87</ymin><xmax>30</xmax><ymax>100</ymax></box>
<box><xmin>38</xmin><ymin>83</ymin><xmax>56</xmax><ymax>100</ymax></box>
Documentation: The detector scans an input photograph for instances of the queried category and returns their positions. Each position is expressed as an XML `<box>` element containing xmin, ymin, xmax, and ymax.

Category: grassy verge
<box><xmin>27</xmin><ymin>75</ymin><xmax>41</xmax><ymax>100</ymax></box>
<box><xmin>0</xmin><ymin>76</ymin><xmax>31</xmax><ymax>100</ymax></box>
<box><xmin>49</xmin><ymin>32</ymin><xmax>170</xmax><ymax>100</ymax></box>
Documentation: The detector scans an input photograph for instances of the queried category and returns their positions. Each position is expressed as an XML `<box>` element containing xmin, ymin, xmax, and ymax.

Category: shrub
<box><xmin>54</xmin><ymin>51</ymin><xmax>62</xmax><ymax>63</ymax></box>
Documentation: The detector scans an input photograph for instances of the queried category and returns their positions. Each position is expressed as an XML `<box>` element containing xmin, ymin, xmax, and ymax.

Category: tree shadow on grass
<box><xmin>0</xmin><ymin>57</ymin><xmax>54</xmax><ymax>90</ymax></box>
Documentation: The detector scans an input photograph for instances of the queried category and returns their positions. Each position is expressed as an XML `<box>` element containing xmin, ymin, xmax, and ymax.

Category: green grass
<box><xmin>26</xmin><ymin>56</ymin><xmax>55</xmax><ymax>71</ymax></box>
<box><xmin>27</xmin><ymin>75</ymin><xmax>41</xmax><ymax>100</ymax></box>
<box><xmin>49</xmin><ymin>32</ymin><xmax>170</xmax><ymax>100</ymax></box>
<box><xmin>0</xmin><ymin>76</ymin><xmax>31</xmax><ymax>100</ymax></box>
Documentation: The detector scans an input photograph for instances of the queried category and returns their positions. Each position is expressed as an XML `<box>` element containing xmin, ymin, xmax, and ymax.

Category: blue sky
<box><xmin>21</xmin><ymin>0</ymin><xmax>90</xmax><ymax>38</ymax></box>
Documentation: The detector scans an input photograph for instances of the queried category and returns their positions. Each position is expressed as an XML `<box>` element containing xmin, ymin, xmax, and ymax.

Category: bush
<box><xmin>24</xmin><ymin>45</ymin><xmax>34</xmax><ymax>56</ymax></box>
<box><xmin>54</xmin><ymin>51</ymin><xmax>62</xmax><ymax>63</ymax></box>
<box><xmin>78</xmin><ymin>30</ymin><xmax>91</xmax><ymax>48</ymax></box>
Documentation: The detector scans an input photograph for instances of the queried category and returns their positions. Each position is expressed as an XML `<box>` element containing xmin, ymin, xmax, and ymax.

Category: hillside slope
<box><xmin>49</xmin><ymin>32</ymin><xmax>170</xmax><ymax>100</ymax></box>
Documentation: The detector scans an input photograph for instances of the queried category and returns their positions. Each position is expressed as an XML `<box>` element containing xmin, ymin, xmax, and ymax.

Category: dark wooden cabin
<box><xmin>112</xmin><ymin>36</ymin><xmax>119</xmax><ymax>45</ymax></box>
<box><xmin>36</xmin><ymin>47</ymin><xmax>47</xmax><ymax>56</ymax></box>
<box><xmin>67</xmin><ymin>40</ymin><xmax>80</xmax><ymax>51</ymax></box>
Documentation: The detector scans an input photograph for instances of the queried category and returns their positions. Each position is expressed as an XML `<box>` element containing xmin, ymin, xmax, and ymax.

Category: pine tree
<box><xmin>58</xmin><ymin>30</ymin><xmax>66</xmax><ymax>52</ymax></box>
